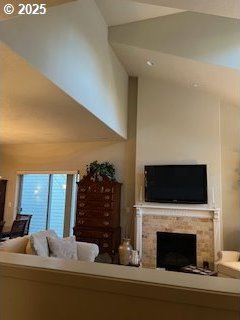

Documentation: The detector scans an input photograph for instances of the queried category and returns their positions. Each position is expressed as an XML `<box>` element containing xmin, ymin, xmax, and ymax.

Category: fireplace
<box><xmin>135</xmin><ymin>204</ymin><xmax>221</xmax><ymax>269</ymax></box>
<box><xmin>156</xmin><ymin>232</ymin><xmax>197</xmax><ymax>271</ymax></box>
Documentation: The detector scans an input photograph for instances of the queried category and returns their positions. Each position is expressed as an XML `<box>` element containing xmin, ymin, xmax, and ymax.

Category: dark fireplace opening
<box><xmin>156</xmin><ymin>232</ymin><xmax>197</xmax><ymax>271</ymax></box>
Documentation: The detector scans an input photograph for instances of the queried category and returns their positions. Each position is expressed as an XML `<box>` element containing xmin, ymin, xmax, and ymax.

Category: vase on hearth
<box><xmin>118</xmin><ymin>238</ymin><xmax>133</xmax><ymax>265</ymax></box>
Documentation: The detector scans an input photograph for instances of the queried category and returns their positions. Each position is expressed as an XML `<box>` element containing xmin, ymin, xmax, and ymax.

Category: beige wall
<box><xmin>1</xmin><ymin>140</ymin><xmax>136</xmax><ymax>236</ymax></box>
<box><xmin>1</xmin><ymin>75</ymin><xmax>239</xmax><ymax>251</ymax></box>
<box><xmin>220</xmin><ymin>102</ymin><xmax>240</xmax><ymax>250</ymax></box>
<box><xmin>136</xmin><ymin>77</ymin><xmax>221</xmax><ymax>206</ymax></box>
<box><xmin>135</xmin><ymin>76</ymin><xmax>239</xmax><ymax>250</ymax></box>
<box><xmin>0</xmin><ymin>78</ymin><xmax>137</xmax><ymax>238</ymax></box>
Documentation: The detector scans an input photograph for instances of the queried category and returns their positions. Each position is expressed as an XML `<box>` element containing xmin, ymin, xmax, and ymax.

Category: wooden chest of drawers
<box><xmin>74</xmin><ymin>174</ymin><xmax>121</xmax><ymax>255</ymax></box>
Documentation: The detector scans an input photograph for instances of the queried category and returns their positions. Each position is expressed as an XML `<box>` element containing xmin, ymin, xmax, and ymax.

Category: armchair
<box><xmin>216</xmin><ymin>251</ymin><xmax>240</xmax><ymax>279</ymax></box>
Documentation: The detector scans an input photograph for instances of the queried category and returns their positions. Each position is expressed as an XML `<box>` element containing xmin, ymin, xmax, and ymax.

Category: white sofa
<box><xmin>216</xmin><ymin>251</ymin><xmax>240</xmax><ymax>279</ymax></box>
<box><xmin>0</xmin><ymin>232</ymin><xmax>99</xmax><ymax>262</ymax></box>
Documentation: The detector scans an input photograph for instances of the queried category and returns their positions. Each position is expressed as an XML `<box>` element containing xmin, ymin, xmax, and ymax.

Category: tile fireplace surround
<box><xmin>134</xmin><ymin>204</ymin><xmax>221</xmax><ymax>269</ymax></box>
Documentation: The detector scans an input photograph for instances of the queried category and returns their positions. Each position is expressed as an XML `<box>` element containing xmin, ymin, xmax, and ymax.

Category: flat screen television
<box><xmin>144</xmin><ymin>165</ymin><xmax>208</xmax><ymax>204</ymax></box>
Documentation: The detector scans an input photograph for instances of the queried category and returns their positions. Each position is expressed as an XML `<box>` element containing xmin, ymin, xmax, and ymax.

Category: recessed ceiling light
<box><xmin>192</xmin><ymin>83</ymin><xmax>200</xmax><ymax>88</ymax></box>
<box><xmin>147</xmin><ymin>60</ymin><xmax>154</xmax><ymax>67</ymax></box>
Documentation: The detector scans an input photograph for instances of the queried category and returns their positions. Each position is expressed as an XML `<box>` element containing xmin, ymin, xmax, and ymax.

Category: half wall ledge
<box><xmin>0</xmin><ymin>252</ymin><xmax>239</xmax><ymax>320</ymax></box>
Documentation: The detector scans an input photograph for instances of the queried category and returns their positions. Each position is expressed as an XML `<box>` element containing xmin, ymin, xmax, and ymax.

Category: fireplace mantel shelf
<box><xmin>134</xmin><ymin>203</ymin><xmax>220</xmax><ymax>212</ymax></box>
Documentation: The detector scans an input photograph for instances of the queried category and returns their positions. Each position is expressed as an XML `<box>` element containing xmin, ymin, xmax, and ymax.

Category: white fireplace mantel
<box><xmin>134</xmin><ymin>203</ymin><xmax>221</xmax><ymax>261</ymax></box>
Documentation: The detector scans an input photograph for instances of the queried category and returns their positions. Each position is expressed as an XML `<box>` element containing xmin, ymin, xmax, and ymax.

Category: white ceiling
<box><xmin>109</xmin><ymin>11</ymin><xmax>240</xmax><ymax>70</ymax></box>
<box><xmin>1</xmin><ymin>0</ymin><xmax>239</xmax><ymax>144</ymax></box>
<box><xmin>95</xmin><ymin>0</ymin><xmax>184</xmax><ymax>26</ymax></box>
<box><xmin>110</xmin><ymin>43</ymin><xmax>240</xmax><ymax>106</ymax></box>
<box><xmin>0</xmin><ymin>43</ymin><xmax>121</xmax><ymax>144</ymax></box>
<box><xmin>132</xmin><ymin>0</ymin><xmax>240</xmax><ymax>19</ymax></box>
<box><xmin>106</xmin><ymin>5</ymin><xmax>240</xmax><ymax>106</ymax></box>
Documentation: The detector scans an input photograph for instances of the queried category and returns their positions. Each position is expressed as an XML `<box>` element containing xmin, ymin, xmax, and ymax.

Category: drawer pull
<box><xmin>105</xmin><ymin>195</ymin><xmax>110</xmax><ymax>200</ymax></box>
<box><xmin>103</xmin><ymin>233</ymin><xmax>109</xmax><ymax>238</ymax></box>
<box><xmin>80</xmin><ymin>188</ymin><xmax>86</xmax><ymax>192</ymax></box>
<box><xmin>104</xmin><ymin>203</ymin><xmax>110</xmax><ymax>208</ymax></box>
<box><xmin>103</xmin><ymin>221</ymin><xmax>109</xmax><ymax>226</ymax></box>
<box><xmin>104</xmin><ymin>212</ymin><xmax>110</xmax><ymax>217</ymax></box>
<box><xmin>79</xmin><ymin>212</ymin><xmax>85</xmax><ymax>216</ymax></box>
<box><xmin>105</xmin><ymin>188</ymin><xmax>111</xmax><ymax>193</ymax></box>
<box><xmin>103</xmin><ymin>243</ymin><xmax>109</xmax><ymax>248</ymax></box>
<box><xmin>79</xmin><ymin>203</ymin><xmax>85</xmax><ymax>207</ymax></box>
<box><xmin>80</xmin><ymin>195</ymin><xmax>86</xmax><ymax>199</ymax></box>
<box><xmin>80</xmin><ymin>220</ymin><xmax>85</xmax><ymax>225</ymax></box>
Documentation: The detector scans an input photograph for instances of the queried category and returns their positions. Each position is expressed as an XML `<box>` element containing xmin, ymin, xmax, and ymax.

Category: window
<box><xmin>18</xmin><ymin>173</ymin><xmax>76</xmax><ymax>237</ymax></box>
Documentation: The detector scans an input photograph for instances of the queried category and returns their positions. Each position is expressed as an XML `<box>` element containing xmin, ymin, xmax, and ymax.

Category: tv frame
<box><xmin>144</xmin><ymin>164</ymin><xmax>208</xmax><ymax>205</ymax></box>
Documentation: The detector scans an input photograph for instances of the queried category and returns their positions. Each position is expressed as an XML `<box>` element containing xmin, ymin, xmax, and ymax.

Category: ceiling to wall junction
<box><xmin>0</xmin><ymin>0</ymin><xmax>128</xmax><ymax>144</ymax></box>
<box><xmin>95</xmin><ymin>0</ymin><xmax>185</xmax><ymax>26</ymax></box>
<box><xmin>1</xmin><ymin>0</ymin><xmax>239</xmax><ymax>144</ymax></box>
<box><xmin>103</xmin><ymin>1</ymin><xmax>240</xmax><ymax>106</ymax></box>
<box><xmin>111</xmin><ymin>43</ymin><xmax>240</xmax><ymax>106</ymax></box>
<box><xmin>0</xmin><ymin>43</ymin><xmax>122</xmax><ymax>144</ymax></box>
<box><xmin>128</xmin><ymin>0</ymin><xmax>240</xmax><ymax>19</ymax></box>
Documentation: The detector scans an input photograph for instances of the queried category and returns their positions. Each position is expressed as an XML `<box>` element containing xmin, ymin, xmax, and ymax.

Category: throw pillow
<box><xmin>30</xmin><ymin>230</ymin><xmax>58</xmax><ymax>257</ymax></box>
<box><xmin>47</xmin><ymin>236</ymin><xmax>78</xmax><ymax>260</ymax></box>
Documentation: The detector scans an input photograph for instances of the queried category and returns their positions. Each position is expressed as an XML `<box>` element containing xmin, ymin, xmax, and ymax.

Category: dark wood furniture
<box><xmin>0</xmin><ymin>219</ymin><xmax>28</xmax><ymax>241</ymax></box>
<box><xmin>0</xmin><ymin>179</ymin><xmax>7</xmax><ymax>221</ymax></box>
<box><xmin>74</xmin><ymin>174</ymin><xmax>121</xmax><ymax>256</ymax></box>
<box><xmin>0</xmin><ymin>221</ymin><xmax>5</xmax><ymax>233</ymax></box>
<box><xmin>16</xmin><ymin>213</ymin><xmax>32</xmax><ymax>235</ymax></box>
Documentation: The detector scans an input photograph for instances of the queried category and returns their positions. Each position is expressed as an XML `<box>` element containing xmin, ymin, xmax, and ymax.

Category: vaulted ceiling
<box><xmin>105</xmin><ymin>6</ymin><xmax>240</xmax><ymax>106</ymax></box>
<box><xmin>1</xmin><ymin>0</ymin><xmax>239</xmax><ymax>144</ymax></box>
<box><xmin>1</xmin><ymin>43</ymin><xmax>120</xmax><ymax>144</ymax></box>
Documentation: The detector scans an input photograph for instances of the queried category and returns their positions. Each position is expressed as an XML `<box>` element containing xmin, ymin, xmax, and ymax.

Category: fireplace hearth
<box><xmin>157</xmin><ymin>232</ymin><xmax>196</xmax><ymax>271</ymax></box>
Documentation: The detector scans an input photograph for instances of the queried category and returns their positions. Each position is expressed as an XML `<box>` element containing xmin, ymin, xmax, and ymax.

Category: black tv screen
<box><xmin>144</xmin><ymin>165</ymin><xmax>208</xmax><ymax>204</ymax></box>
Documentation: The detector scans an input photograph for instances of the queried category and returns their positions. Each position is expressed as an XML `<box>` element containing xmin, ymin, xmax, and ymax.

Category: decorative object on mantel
<box><xmin>129</xmin><ymin>249</ymin><xmax>141</xmax><ymax>267</ymax></box>
<box><xmin>118</xmin><ymin>238</ymin><xmax>133</xmax><ymax>265</ymax></box>
<box><xmin>86</xmin><ymin>161</ymin><xmax>116</xmax><ymax>181</ymax></box>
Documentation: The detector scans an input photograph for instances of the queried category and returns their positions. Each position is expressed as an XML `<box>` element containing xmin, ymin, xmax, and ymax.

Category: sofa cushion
<box><xmin>25</xmin><ymin>239</ymin><xmax>36</xmax><ymax>255</ymax></box>
<box><xmin>76</xmin><ymin>241</ymin><xmax>99</xmax><ymax>262</ymax></box>
<box><xmin>217</xmin><ymin>262</ymin><xmax>240</xmax><ymax>279</ymax></box>
<box><xmin>47</xmin><ymin>236</ymin><xmax>78</xmax><ymax>260</ymax></box>
<box><xmin>0</xmin><ymin>236</ymin><xmax>29</xmax><ymax>253</ymax></box>
<box><xmin>30</xmin><ymin>230</ymin><xmax>57</xmax><ymax>257</ymax></box>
